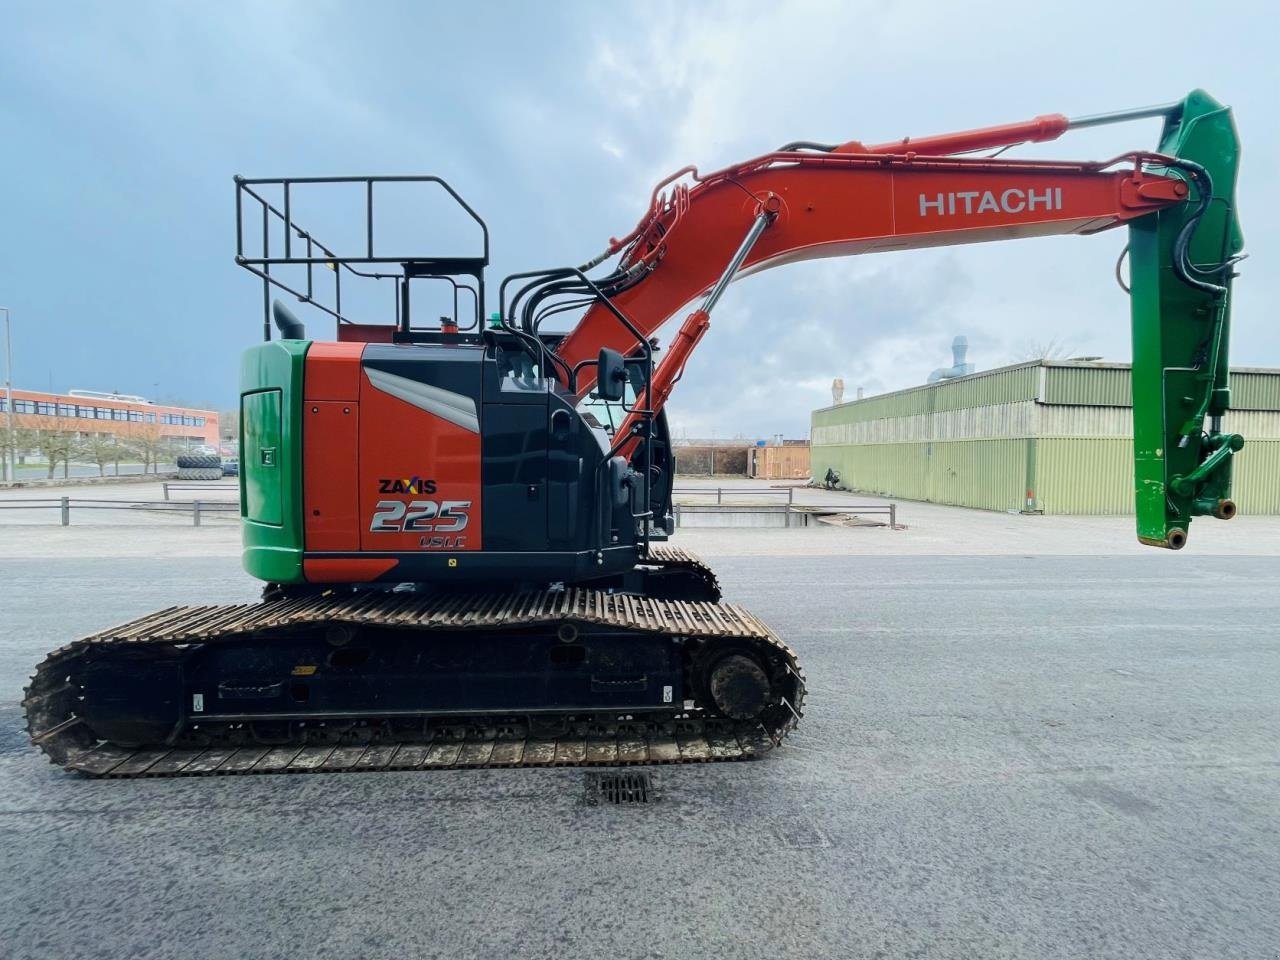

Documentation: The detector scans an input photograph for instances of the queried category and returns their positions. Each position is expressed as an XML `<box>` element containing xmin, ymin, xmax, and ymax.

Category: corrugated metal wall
<box><xmin>1035</xmin><ymin>438</ymin><xmax>1133</xmax><ymax>514</ymax></box>
<box><xmin>1038</xmin><ymin>365</ymin><xmax>1280</xmax><ymax>410</ymax></box>
<box><xmin>814</xmin><ymin>439</ymin><xmax>1029</xmax><ymax>512</ymax></box>
<box><xmin>813</xmin><ymin>401</ymin><xmax>1038</xmax><ymax>445</ymax></box>
<box><xmin>930</xmin><ymin>364</ymin><xmax>1039</xmax><ymax>413</ymax></box>
<box><xmin>811</xmin><ymin>362</ymin><xmax>1280</xmax><ymax>514</ymax></box>
<box><xmin>1233</xmin><ymin>440</ymin><xmax>1280</xmax><ymax>513</ymax></box>
<box><xmin>1035</xmin><ymin>438</ymin><xmax>1280</xmax><ymax>514</ymax></box>
<box><xmin>927</xmin><ymin>439</ymin><xmax>1029</xmax><ymax>511</ymax></box>
<box><xmin>1042</xmin><ymin>365</ymin><xmax>1131</xmax><ymax>406</ymax></box>
<box><xmin>1233</xmin><ymin>372</ymin><xmax>1280</xmax><ymax>410</ymax></box>
<box><xmin>814</xmin><ymin>443</ymin><xmax>930</xmax><ymax>501</ymax></box>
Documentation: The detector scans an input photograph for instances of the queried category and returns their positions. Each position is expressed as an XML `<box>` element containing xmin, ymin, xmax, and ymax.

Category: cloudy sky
<box><xmin>2</xmin><ymin>0</ymin><xmax>1275</xmax><ymax>438</ymax></box>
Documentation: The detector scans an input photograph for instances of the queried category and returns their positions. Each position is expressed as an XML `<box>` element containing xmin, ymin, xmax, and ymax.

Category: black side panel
<box><xmin>482</xmin><ymin>403</ymin><xmax>548</xmax><ymax>551</ymax></box>
<box><xmin>548</xmin><ymin>394</ymin><xmax>593</xmax><ymax>550</ymax></box>
<box><xmin>361</xmin><ymin>342</ymin><xmax>483</xmax><ymax>397</ymax></box>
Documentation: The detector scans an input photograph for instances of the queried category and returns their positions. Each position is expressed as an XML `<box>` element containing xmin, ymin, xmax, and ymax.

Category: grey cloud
<box><xmin>0</xmin><ymin>0</ymin><xmax>1273</xmax><ymax>433</ymax></box>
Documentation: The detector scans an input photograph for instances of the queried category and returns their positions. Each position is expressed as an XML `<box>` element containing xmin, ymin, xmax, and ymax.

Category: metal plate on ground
<box><xmin>584</xmin><ymin>771</ymin><xmax>656</xmax><ymax>806</ymax></box>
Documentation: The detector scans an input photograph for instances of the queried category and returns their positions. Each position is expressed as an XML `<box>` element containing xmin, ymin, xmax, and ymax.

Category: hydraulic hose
<box><xmin>1163</xmin><ymin>158</ymin><xmax>1229</xmax><ymax>298</ymax></box>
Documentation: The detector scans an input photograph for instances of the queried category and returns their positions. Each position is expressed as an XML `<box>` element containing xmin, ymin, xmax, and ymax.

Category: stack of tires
<box><xmin>176</xmin><ymin>453</ymin><xmax>223</xmax><ymax>481</ymax></box>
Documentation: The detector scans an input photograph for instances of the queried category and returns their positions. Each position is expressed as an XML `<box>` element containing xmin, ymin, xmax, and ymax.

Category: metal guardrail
<box><xmin>670</xmin><ymin>492</ymin><xmax>899</xmax><ymax>530</ymax></box>
<box><xmin>162</xmin><ymin>482</ymin><xmax>239</xmax><ymax>500</ymax></box>
<box><xmin>673</xmin><ymin>487</ymin><xmax>796</xmax><ymax>505</ymax></box>
<box><xmin>673</xmin><ymin>501</ymin><xmax>804</xmax><ymax>528</ymax></box>
<box><xmin>671</xmin><ymin>504</ymin><xmax>899</xmax><ymax>529</ymax></box>
<box><xmin>0</xmin><ymin>498</ymin><xmax>239</xmax><ymax>526</ymax></box>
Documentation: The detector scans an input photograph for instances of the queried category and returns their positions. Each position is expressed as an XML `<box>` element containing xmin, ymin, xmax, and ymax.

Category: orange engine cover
<box><xmin>303</xmin><ymin>343</ymin><xmax>483</xmax><ymax>568</ymax></box>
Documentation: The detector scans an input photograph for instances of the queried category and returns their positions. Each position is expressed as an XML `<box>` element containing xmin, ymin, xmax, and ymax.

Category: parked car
<box><xmin>221</xmin><ymin>457</ymin><xmax>239</xmax><ymax>477</ymax></box>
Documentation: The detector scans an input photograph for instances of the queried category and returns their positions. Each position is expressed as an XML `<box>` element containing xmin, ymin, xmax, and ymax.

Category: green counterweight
<box><xmin>239</xmin><ymin>339</ymin><xmax>309</xmax><ymax>583</ymax></box>
<box><xmin>1128</xmin><ymin>90</ymin><xmax>1244</xmax><ymax>548</ymax></box>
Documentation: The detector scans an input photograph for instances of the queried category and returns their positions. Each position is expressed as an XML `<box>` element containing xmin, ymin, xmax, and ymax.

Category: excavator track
<box><xmin>639</xmin><ymin>544</ymin><xmax>722</xmax><ymax>601</ymax></box>
<box><xmin>23</xmin><ymin>556</ymin><xmax>804</xmax><ymax>778</ymax></box>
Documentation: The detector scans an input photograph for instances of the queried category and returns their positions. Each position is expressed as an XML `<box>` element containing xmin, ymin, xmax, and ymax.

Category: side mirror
<box><xmin>597</xmin><ymin>348</ymin><xmax>627</xmax><ymax>402</ymax></box>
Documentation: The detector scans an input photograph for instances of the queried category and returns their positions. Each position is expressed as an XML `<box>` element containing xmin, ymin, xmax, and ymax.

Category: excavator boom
<box><xmin>556</xmin><ymin>90</ymin><xmax>1243</xmax><ymax>549</ymax></box>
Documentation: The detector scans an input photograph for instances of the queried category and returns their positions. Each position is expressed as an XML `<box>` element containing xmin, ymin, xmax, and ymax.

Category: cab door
<box><xmin>480</xmin><ymin>390</ymin><xmax>549</xmax><ymax>552</ymax></box>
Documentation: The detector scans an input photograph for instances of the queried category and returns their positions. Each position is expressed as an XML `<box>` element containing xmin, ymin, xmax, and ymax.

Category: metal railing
<box><xmin>673</xmin><ymin>487</ymin><xmax>796</xmax><ymax>505</ymax></box>
<box><xmin>162</xmin><ymin>482</ymin><xmax>239</xmax><ymax>500</ymax></box>
<box><xmin>670</xmin><ymin>489</ymin><xmax>899</xmax><ymax>529</ymax></box>
<box><xmin>0</xmin><ymin>497</ymin><xmax>239</xmax><ymax>526</ymax></box>
<box><xmin>235</xmin><ymin>174</ymin><xmax>490</xmax><ymax>338</ymax></box>
<box><xmin>823</xmin><ymin>503</ymin><xmax>898</xmax><ymax>529</ymax></box>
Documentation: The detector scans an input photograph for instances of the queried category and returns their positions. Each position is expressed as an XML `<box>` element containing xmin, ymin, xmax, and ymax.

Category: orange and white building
<box><xmin>0</xmin><ymin>388</ymin><xmax>220</xmax><ymax>448</ymax></box>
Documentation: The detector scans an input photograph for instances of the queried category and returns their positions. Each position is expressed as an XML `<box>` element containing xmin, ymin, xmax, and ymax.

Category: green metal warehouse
<box><xmin>811</xmin><ymin>361</ymin><xmax>1280</xmax><ymax>515</ymax></box>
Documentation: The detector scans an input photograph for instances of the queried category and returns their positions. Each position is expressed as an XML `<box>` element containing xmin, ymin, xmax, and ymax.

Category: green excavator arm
<box><xmin>1129</xmin><ymin>89</ymin><xmax>1244</xmax><ymax>548</ymax></box>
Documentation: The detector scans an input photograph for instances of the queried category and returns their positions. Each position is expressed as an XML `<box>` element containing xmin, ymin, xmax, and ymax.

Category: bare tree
<box><xmin>0</xmin><ymin>425</ymin><xmax>37</xmax><ymax>482</ymax></box>
<box><xmin>77</xmin><ymin>433</ymin><xmax>118</xmax><ymax>477</ymax></box>
<box><xmin>34</xmin><ymin>418</ymin><xmax>79</xmax><ymax>479</ymax></box>
<box><xmin>128</xmin><ymin>422</ymin><xmax>169</xmax><ymax>474</ymax></box>
<box><xmin>220</xmin><ymin>410</ymin><xmax>239</xmax><ymax>444</ymax></box>
<box><xmin>10</xmin><ymin>426</ymin><xmax>38</xmax><ymax>473</ymax></box>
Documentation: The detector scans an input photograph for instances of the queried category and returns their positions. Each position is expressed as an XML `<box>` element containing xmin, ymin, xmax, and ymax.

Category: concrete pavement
<box><xmin>1</xmin><ymin>494</ymin><xmax>1277</xmax><ymax>959</ymax></box>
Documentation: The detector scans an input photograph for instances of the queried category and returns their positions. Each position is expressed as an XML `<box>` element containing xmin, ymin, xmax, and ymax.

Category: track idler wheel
<box><xmin>708</xmin><ymin>654</ymin><xmax>773</xmax><ymax>720</ymax></box>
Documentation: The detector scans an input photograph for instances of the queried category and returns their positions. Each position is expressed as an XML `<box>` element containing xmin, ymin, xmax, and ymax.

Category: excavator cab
<box><xmin>231</xmin><ymin>176</ymin><xmax>675</xmax><ymax>590</ymax></box>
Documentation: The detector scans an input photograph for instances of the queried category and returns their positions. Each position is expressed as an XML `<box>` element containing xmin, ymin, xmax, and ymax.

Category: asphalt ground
<box><xmin>1</xmin><ymin>511</ymin><xmax>1277</xmax><ymax>958</ymax></box>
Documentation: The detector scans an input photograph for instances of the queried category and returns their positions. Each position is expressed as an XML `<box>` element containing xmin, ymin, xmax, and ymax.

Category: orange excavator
<box><xmin>25</xmin><ymin>91</ymin><xmax>1244</xmax><ymax>776</ymax></box>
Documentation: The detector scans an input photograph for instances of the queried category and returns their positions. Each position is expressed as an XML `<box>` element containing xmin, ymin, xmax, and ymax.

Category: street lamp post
<box><xmin>1</xmin><ymin>307</ymin><xmax>13</xmax><ymax>484</ymax></box>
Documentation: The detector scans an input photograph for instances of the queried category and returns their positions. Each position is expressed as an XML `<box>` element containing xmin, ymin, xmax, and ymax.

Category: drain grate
<box><xmin>585</xmin><ymin>771</ymin><xmax>655</xmax><ymax>806</ymax></box>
